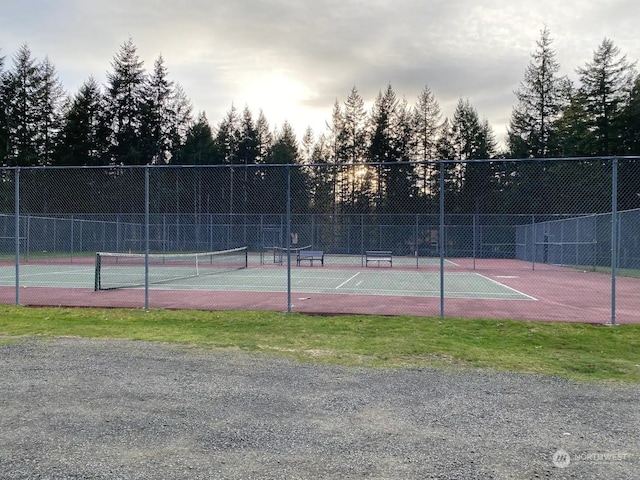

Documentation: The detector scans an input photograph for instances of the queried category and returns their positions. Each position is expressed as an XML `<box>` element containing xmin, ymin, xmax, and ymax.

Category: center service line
<box><xmin>335</xmin><ymin>272</ymin><xmax>361</xmax><ymax>289</ymax></box>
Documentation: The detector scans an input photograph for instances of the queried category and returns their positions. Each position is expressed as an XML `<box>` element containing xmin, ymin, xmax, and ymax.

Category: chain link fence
<box><xmin>0</xmin><ymin>158</ymin><xmax>638</xmax><ymax>323</ymax></box>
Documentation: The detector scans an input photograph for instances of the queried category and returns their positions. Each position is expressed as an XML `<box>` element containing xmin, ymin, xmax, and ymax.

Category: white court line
<box><xmin>335</xmin><ymin>272</ymin><xmax>360</xmax><ymax>289</ymax></box>
<box><xmin>474</xmin><ymin>273</ymin><xmax>537</xmax><ymax>300</ymax></box>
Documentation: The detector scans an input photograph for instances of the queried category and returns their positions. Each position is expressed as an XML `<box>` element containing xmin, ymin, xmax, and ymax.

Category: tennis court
<box><xmin>0</xmin><ymin>256</ymin><xmax>532</xmax><ymax>300</ymax></box>
<box><xmin>1</xmin><ymin>250</ymin><xmax>639</xmax><ymax>324</ymax></box>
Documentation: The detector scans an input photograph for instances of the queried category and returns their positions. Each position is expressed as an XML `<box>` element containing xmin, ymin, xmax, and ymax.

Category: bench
<box><xmin>297</xmin><ymin>250</ymin><xmax>324</xmax><ymax>266</ymax></box>
<box><xmin>365</xmin><ymin>250</ymin><xmax>393</xmax><ymax>267</ymax></box>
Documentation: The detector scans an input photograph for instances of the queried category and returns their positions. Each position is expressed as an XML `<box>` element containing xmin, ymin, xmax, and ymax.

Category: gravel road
<box><xmin>1</xmin><ymin>337</ymin><xmax>638</xmax><ymax>479</ymax></box>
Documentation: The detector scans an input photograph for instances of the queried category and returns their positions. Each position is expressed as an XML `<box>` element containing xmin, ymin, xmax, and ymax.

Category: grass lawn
<box><xmin>1</xmin><ymin>305</ymin><xmax>639</xmax><ymax>383</ymax></box>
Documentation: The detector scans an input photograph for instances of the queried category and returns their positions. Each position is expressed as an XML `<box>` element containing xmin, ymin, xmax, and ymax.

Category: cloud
<box><xmin>2</xmin><ymin>0</ymin><xmax>640</xmax><ymax>143</ymax></box>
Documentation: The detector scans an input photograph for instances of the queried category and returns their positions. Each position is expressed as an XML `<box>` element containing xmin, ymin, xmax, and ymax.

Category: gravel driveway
<box><xmin>1</xmin><ymin>337</ymin><xmax>638</xmax><ymax>479</ymax></box>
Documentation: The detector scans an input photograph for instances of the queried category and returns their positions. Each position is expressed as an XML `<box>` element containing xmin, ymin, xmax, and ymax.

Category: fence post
<box><xmin>610</xmin><ymin>158</ymin><xmax>618</xmax><ymax>325</ymax></box>
<box><xmin>145</xmin><ymin>166</ymin><xmax>150</xmax><ymax>310</ymax></box>
<box><xmin>439</xmin><ymin>160</ymin><xmax>445</xmax><ymax>317</ymax></box>
<box><xmin>14</xmin><ymin>168</ymin><xmax>20</xmax><ymax>306</ymax></box>
<box><xmin>286</xmin><ymin>164</ymin><xmax>292</xmax><ymax>313</ymax></box>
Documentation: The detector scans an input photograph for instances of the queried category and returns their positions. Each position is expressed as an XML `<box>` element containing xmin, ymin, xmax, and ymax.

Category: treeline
<box><xmin>1</xmin><ymin>29</ymin><xmax>640</xmax><ymax>216</ymax></box>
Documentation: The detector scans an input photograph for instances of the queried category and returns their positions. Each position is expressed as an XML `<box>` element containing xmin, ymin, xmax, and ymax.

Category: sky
<box><xmin>1</xmin><ymin>0</ymin><xmax>640</xmax><ymax>147</ymax></box>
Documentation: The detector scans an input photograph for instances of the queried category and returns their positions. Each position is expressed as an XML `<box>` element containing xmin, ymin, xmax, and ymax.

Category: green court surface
<box><xmin>0</xmin><ymin>263</ymin><xmax>535</xmax><ymax>300</ymax></box>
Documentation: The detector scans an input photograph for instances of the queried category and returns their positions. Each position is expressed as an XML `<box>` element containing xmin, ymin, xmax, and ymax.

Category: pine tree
<box><xmin>307</xmin><ymin>133</ymin><xmax>334</xmax><ymax>215</ymax></box>
<box><xmin>36</xmin><ymin>56</ymin><xmax>65</xmax><ymax>166</ymax></box>
<box><xmin>326</xmin><ymin>99</ymin><xmax>347</xmax><ymax>212</ymax></box>
<box><xmin>507</xmin><ymin>27</ymin><xmax>567</xmax><ymax>158</ymax></box>
<box><xmin>237</xmin><ymin>106</ymin><xmax>260</xmax><ymax>213</ymax></box>
<box><xmin>343</xmin><ymin>86</ymin><xmax>367</xmax><ymax>164</ymax></box>
<box><xmin>141</xmin><ymin>55</ymin><xmax>174</xmax><ymax>164</ymax></box>
<box><xmin>368</xmin><ymin>84</ymin><xmax>399</xmax><ymax>210</ymax></box>
<box><xmin>214</xmin><ymin>104</ymin><xmax>239</xmax><ymax>165</ymax></box>
<box><xmin>264</xmin><ymin>122</ymin><xmax>307</xmax><ymax>213</ymax></box>
<box><xmin>435</xmin><ymin>118</ymin><xmax>460</xmax><ymax>208</ymax></box>
<box><xmin>105</xmin><ymin>38</ymin><xmax>147</xmax><ymax>165</ymax></box>
<box><xmin>620</xmin><ymin>75</ymin><xmax>640</xmax><ymax>154</ymax></box>
<box><xmin>576</xmin><ymin>38</ymin><xmax>636</xmax><ymax>155</ymax></box>
<box><xmin>385</xmin><ymin>98</ymin><xmax>418</xmax><ymax>213</ymax></box>
<box><xmin>165</xmin><ymin>83</ymin><xmax>193</xmax><ymax>164</ymax></box>
<box><xmin>616</xmin><ymin>75</ymin><xmax>640</xmax><ymax>210</ymax></box>
<box><xmin>2</xmin><ymin>44</ymin><xmax>42</xmax><ymax>166</ymax></box>
<box><xmin>255</xmin><ymin>109</ymin><xmax>273</xmax><ymax>165</ymax></box>
<box><xmin>55</xmin><ymin>76</ymin><xmax>109</xmax><ymax>166</ymax></box>
<box><xmin>451</xmin><ymin>99</ymin><xmax>498</xmax><ymax>213</ymax></box>
<box><xmin>178</xmin><ymin>111</ymin><xmax>215</xmax><ymax>165</ymax></box>
<box><xmin>300</xmin><ymin>126</ymin><xmax>314</xmax><ymax>165</ymax></box>
<box><xmin>342</xmin><ymin>86</ymin><xmax>368</xmax><ymax>210</ymax></box>
<box><xmin>413</xmin><ymin>84</ymin><xmax>442</xmax><ymax>205</ymax></box>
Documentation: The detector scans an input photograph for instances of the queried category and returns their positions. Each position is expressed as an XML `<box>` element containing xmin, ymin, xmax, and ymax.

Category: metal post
<box><xmin>70</xmin><ymin>215</ymin><xmax>74</xmax><ymax>263</ymax></box>
<box><xmin>361</xmin><ymin>214</ymin><xmax>364</xmax><ymax>267</ymax></box>
<box><xmin>286</xmin><ymin>165</ymin><xmax>292</xmax><ymax>313</ymax></box>
<box><xmin>229</xmin><ymin>167</ymin><xmax>234</xmax><ymax>249</ymax></box>
<box><xmin>14</xmin><ymin>168</ymin><xmax>20</xmax><ymax>305</ymax></box>
<box><xmin>415</xmin><ymin>213</ymin><xmax>419</xmax><ymax>268</ymax></box>
<box><xmin>531</xmin><ymin>215</ymin><xmax>536</xmax><ymax>271</ymax></box>
<box><xmin>439</xmin><ymin>161</ymin><xmax>445</xmax><ymax>317</ymax></box>
<box><xmin>145</xmin><ymin>166</ymin><xmax>150</xmax><ymax>310</ymax></box>
<box><xmin>610</xmin><ymin>158</ymin><xmax>618</xmax><ymax>325</ymax></box>
<box><xmin>472</xmin><ymin>213</ymin><xmax>477</xmax><ymax>270</ymax></box>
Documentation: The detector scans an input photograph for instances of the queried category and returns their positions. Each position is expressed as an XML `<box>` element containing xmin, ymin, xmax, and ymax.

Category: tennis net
<box><xmin>94</xmin><ymin>247</ymin><xmax>248</xmax><ymax>290</ymax></box>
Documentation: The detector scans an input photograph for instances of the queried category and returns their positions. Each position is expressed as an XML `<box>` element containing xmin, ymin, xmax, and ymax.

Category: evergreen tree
<box><xmin>55</xmin><ymin>76</ymin><xmax>109</xmax><ymax>166</ymax></box>
<box><xmin>237</xmin><ymin>106</ymin><xmax>259</xmax><ymax>166</ymax></box>
<box><xmin>105</xmin><ymin>38</ymin><xmax>147</xmax><ymax>165</ymax></box>
<box><xmin>435</xmin><ymin>118</ymin><xmax>461</xmax><ymax>208</ymax></box>
<box><xmin>412</xmin><ymin>84</ymin><xmax>442</xmax><ymax>205</ymax></box>
<box><xmin>620</xmin><ymin>75</ymin><xmax>640</xmax><ymax>154</ymax></box>
<box><xmin>576</xmin><ymin>38</ymin><xmax>636</xmax><ymax>155</ymax></box>
<box><xmin>300</xmin><ymin>126</ymin><xmax>314</xmax><ymax>165</ymax></box>
<box><xmin>36</xmin><ymin>56</ymin><xmax>65</xmax><ymax>166</ymax></box>
<box><xmin>141</xmin><ymin>55</ymin><xmax>174</xmax><ymax>164</ymax></box>
<box><xmin>171</xmin><ymin>112</ymin><xmax>217</xmax><ymax>214</ymax></box>
<box><xmin>326</xmin><ymin>99</ymin><xmax>347</xmax><ymax>212</ymax></box>
<box><xmin>237</xmin><ymin>106</ymin><xmax>260</xmax><ymax>213</ymax></box>
<box><xmin>2</xmin><ymin>44</ymin><xmax>42</xmax><ymax>166</ymax></box>
<box><xmin>214</xmin><ymin>104</ymin><xmax>239</xmax><ymax>164</ymax></box>
<box><xmin>450</xmin><ymin>98</ymin><xmax>498</xmax><ymax>213</ymax></box>
<box><xmin>507</xmin><ymin>27</ymin><xmax>567</xmax><ymax>158</ymax></box>
<box><xmin>162</xmin><ymin>82</ymin><xmax>193</xmax><ymax>164</ymax></box>
<box><xmin>177</xmin><ymin>111</ymin><xmax>216</xmax><ymax>165</ymax></box>
<box><xmin>385</xmin><ymin>98</ymin><xmax>418</xmax><ymax>213</ymax></box>
<box><xmin>343</xmin><ymin>86</ymin><xmax>367</xmax><ymax>164</ymax></box>
<box><xmin>342</xmin><ymin>86</ymin><xmax>368</xmax><ymax>210</ymax></box>
<box><xmin>550</xmin><ymin>85</ymin><xmax>592</xmax><ymax>157</ymax></box>
<box><xmin>263</xmin><ymin>122</ymin><xmax>307</xmax><ymax>213</ymax></box>
<box><xmin>255</xmin><ymin>109</ymin><xmax>273</xmax><ymax>165</ymax></box>
<box><xmin>368</xmin><ymin>84</ymin><xmax>399</xmax><ymax>210</ymax></box>
<box><xmin>307</xmin><ymin>133</ymin><xmax>334</xmax><ymax>214</ymax></box>
<box><xmin>617</xmin><ymin>75</ymin><xmax>640</xmax><ymax>210</ymax></box>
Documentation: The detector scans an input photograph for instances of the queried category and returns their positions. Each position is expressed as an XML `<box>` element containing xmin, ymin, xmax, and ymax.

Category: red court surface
<box><xmin>0</xmin><ymin>258</ymin><xmax>637</xmax><ymax>324</ymax></box>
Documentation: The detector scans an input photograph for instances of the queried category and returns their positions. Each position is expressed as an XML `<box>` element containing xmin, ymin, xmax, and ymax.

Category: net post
<box><xmin>94</xmin><ymin>253</ymin><xmax>101</xmax><ymax>291</ymax></box>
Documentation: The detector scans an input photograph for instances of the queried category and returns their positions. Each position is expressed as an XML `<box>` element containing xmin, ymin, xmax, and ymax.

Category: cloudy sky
<box><xmin>2</xmin><ymin>0</ymin><xmax>639</xmax><ymax>146</ymax></box>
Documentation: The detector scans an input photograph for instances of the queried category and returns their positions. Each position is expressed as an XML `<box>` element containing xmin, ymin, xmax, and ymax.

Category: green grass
<box><xmin>569</xmin><ymin>264</ymin><xmax>640</xmax><ymax>278</ymax></box>
<box><xmin>1</xmin><ymin>305</ymin><xmax>639</xmax><ymax>383</ymax></box>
